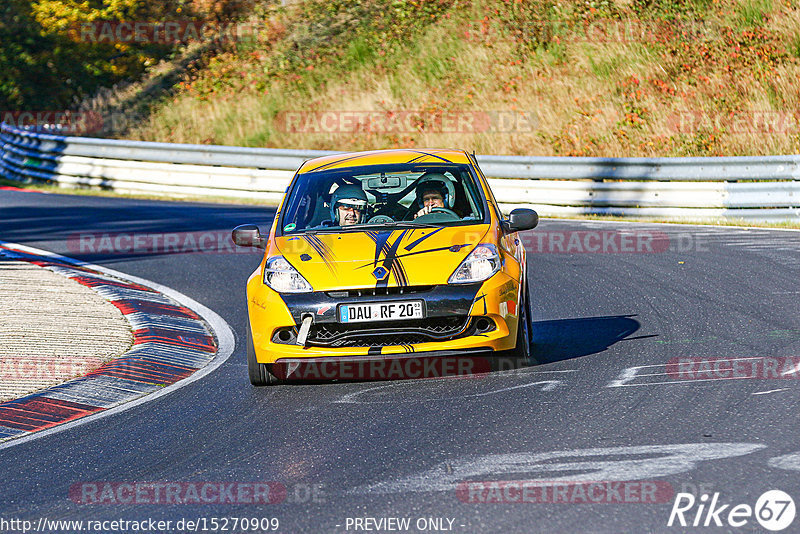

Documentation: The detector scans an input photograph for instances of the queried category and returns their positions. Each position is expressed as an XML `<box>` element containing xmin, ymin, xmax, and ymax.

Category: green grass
<box><xmin>791</xmin><ymin>36</ymin><xmax>800</xmax><ymax>59</ymax></box>
<box><xmin>588</xmin><ymin>54</ymin><xmax>623</xmax><ymax>79</ymax></box>
<box><xmin>736</xmin><ymin>0</ymin><xmax>773</xmax><ymax>29</ymax></box>
<box><xmin>344</xmin><ymin>35</ymin><xmax>378</xmax><ymax>69</ymax></box>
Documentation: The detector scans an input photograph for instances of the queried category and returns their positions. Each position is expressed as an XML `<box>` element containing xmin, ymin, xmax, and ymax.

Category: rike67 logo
<box><xmin>668</xmin><ymin>490</ymin><xmax>795</xmax><ymax>531</ymax></box>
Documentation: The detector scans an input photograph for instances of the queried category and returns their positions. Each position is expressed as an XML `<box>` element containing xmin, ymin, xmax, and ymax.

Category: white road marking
<box><xmin>606</xmin><ymin>366</ymin><xmax>641</xmax><ymax>387</ymax></box>
<box><xmin>334</xmin><ymin>379</ymin><xmax>563</xmax><ymax>404</ymax></box>
<box><xmin>349</xmin><ymin>443</ymin><xmax>765</xmax><ymax>494</ymax></box>
<box><xmin>752</xmin><ymin>388</ymin><xmax>789</xmax><ymax>395</ymax></box>
<box><xmin>783</xmin><ymin>361</ymin><xmax>800</xmax><ymax>376</ymax></box>
<box><xmin>486</xmin><ymin>368</ymin><xmax>578</xmax><ymax>378</ymax></box>
<box><xmin>768</xmin><ymin>452</ymin><xmax>800</xmax><ymax>471</ymax></box>
<box><xmin>607</xmin><ymin>357</ymin><xmax>770</xmax><ymax>387</ymax></box>
<box><xmin>610</xmin><ymin>377</ymin><xmax>765</xmax><ymax>387</ymax></box>
<box><xmin>0</xmin><ymin>241</ymin><xmax>235</xmax><ymax>451</ymax></box>
<box><xmin>334</xmin><ymin>383</ymin><xmax>396</xmax><ymax>404</ymax></box>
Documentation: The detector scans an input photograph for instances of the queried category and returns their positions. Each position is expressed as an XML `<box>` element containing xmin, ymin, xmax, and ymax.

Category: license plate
<box><xmin>338</xmin><ymin>300</ymin><xmax>424</xmax><ymax>323</ymax></box>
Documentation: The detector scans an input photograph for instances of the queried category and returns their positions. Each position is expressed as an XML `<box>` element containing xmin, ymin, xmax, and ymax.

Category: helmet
<box><xmin>330</xmin><ymin>183</ymin><xmax>368</xmax><ymax>223</ymax></box>
<box><xmin>415</xmin><ymin>173</ymin><xmax>455</xmax><ymax>209</ymax></box>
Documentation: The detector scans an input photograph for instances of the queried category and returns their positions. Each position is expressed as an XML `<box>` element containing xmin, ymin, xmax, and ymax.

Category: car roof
<box><xmin>297</xmin><ymin>149</ymin><xmax>471</xmax><ymax>174</ymax></box>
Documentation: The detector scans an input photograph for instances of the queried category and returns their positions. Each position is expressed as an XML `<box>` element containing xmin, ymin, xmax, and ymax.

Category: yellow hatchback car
<box><xmin>233</xmin><ymin>149</ymin><xmax>538</xmax><ymax>385</ymax></box>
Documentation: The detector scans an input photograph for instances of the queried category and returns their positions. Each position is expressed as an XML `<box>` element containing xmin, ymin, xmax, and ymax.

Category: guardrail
<box><xmin>2</xmin><ymin>122</ymin><xmax>799</xmax><ymax>221</ymax></box>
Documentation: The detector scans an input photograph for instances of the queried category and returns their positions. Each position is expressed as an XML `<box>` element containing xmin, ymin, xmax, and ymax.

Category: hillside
<box><xmin>94</xmin><ymin>0</ymin><xmax>800</xmax><ymax>157</ymax></box>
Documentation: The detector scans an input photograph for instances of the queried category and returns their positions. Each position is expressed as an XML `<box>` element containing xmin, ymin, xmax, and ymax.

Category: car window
<box><xmin>279</xmin><ymin>163</ymin><xmax>487</xmax><ymax>234</ymax></box>
<box><xmin>469</xmin><ymin>155</ymin><xmax>503</xmax><ymax>220</ymax></box>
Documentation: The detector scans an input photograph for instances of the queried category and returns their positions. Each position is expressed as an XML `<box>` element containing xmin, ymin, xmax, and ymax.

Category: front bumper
<box><xmin>246</xmin><ymin>271</ymin><xmax>522</xmax><ymax>364</ymax></box>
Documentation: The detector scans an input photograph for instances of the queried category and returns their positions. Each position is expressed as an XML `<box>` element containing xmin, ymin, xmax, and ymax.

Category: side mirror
<box><xmin>506</xmin><ymin>208</ymin><xmax>538</xmax><ymax>232</ymax></box>
<box><xmin>232</xmin><ymin>224</ymin><xmax>266</xmax><ymax>249</ymax></box>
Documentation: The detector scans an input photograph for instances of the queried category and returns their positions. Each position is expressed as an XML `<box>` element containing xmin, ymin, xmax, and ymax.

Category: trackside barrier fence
<box><xmin>1</xmin><ymin>123</ymin><xmax>798</xmax><ymax>221</ymax></box>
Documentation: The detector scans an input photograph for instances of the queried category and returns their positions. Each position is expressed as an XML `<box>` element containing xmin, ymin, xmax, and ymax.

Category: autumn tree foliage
<box><xmin>1</xmin><ymin>0</ymin><xmax>254</xmax><ymax>111</ymax></box>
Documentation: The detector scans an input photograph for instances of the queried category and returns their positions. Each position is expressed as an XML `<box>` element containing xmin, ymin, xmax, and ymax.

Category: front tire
<box><xmin>246</xmin><ymin>318</ymin><xmax>279</xmax><ymax>386</ymax></box>
<box><xmin>511</xmin><ymin>284</ymin><xmax>533</xmax><ymax>363</ymax></box>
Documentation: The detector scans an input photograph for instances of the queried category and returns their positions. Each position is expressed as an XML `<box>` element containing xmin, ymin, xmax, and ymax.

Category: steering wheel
<box><xmin>368</xmin><ymin>214</ymin><xmax>395</xmax><ymax>224</ymax></box>
<box><xmin>429</xmin><ymin>207</ymin><xmax>459</xmax><ymax>217</ymax></box>
<box><xmin>412</xmin><ymin>207</ymin><xmax>461</xmax><ymax>223</ymax></box>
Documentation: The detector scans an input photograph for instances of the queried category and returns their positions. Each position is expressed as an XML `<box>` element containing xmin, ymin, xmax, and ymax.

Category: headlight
<box><xmin>263</xmin><ymin>256</ymin><xmax>313</xmax><ymax>293</ymax></box>
<box><xmin>448</xmin><ymin>244</ymin><xmax>501</xmax><ymax>284</ymax></box>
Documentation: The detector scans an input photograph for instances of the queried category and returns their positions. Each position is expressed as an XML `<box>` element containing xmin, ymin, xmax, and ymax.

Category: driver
<box><xmin>330</xmin><ymin>184</ymin><xmax>368</xmax><ymax>226</ymax></box>
<box><xmin>413</xmin><ymin>173</ymin><xmax>456</xmax><ymax>219</ymax></box>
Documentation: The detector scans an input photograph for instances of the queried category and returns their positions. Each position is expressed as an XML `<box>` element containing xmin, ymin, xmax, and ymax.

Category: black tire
<box><xmin>246</xmin><ymin>318</ymin><xmax>279</xmax><ymax>386</ymax></box>
<box><xmin>511</xmin><ymin>283</ymin><xmax>533</xmax><ymax>364</ymax></box>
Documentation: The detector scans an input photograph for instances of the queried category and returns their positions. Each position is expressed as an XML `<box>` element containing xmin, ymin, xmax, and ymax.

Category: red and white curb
<box><xmin>0</xmin><ymin>241</ymin><xmax>234</xmax><ymax>448</ymax></box>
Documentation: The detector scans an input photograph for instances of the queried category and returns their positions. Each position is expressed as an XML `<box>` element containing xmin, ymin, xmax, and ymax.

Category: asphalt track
<box><xmin>1</xmin><ymin>188</ymin><xmax>800</xmax><ymax>533</ymax></box>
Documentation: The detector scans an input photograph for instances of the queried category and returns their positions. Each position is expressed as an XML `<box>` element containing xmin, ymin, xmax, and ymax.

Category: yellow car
<box><xmin>233</xmin><ymin>149</ymin><xmax>538</xmax><ymax>385</ymax></box>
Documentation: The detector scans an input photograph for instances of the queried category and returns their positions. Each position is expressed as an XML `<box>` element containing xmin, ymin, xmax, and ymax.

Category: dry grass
<box><xmin>115</xmin><ymin>0</ymin><xmax>800</xmax><ymax>157</ymax></box>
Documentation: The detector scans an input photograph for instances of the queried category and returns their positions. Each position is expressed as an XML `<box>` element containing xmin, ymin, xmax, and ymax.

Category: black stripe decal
<box><xmin>404</xmin><ymin>227</ymin><xmax>444</xmax><ymax>251</ymax></box>
<box><xmin>394</xmin><ymin>244</ymin><xmax>469</xmax><ymax>261</ymax></box>
<box><xmin>370</xmin><ymin>231</ymin><xmax>393</xmax><ymax>268</ymax></box>
<box><xmin>474</xmin><ymin>293</ymin><xmax>488</xmax><ymax>315</ymax></box>
<box><xmin>391</xmin><ymin>259</ymin><xmax>408</xmax><ymax>286</ymax></box>
<box><xmin>304</xmin><ymin>153</ymin><xmax>372</xmax><ymax>173</ymax></box>
<box><xmin>405</xmin><ymin>150</ymin><xmax>454</xmax><ymax>164</ymax></box>
<box><xmin>302</xmin><ymin>235</ymin><xmax>336</xmax><ymax>271</ymax></box>
<box><xmin>377</xmin><ymin>231</ymin><xmax>408</xmax><ymax>288</ymax></box>
<box><xmin>309</xmin><ymin>235</ymin><xmax>335</xmax><ymax>261</ymax></box>
<box><xmin>354</xmin><ymin>243</ymin><xmax>472</xmax><ymax>271</ymax></box>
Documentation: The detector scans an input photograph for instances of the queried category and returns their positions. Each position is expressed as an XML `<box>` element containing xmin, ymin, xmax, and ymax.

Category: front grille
<box><xmin>308</xmin><ymin>316</ymin><xmax>473</xmax><ymax>348</ymax></box>
<box><xmin>326</xmin><ymin>286</ymin><xmax>435</xmax><ymax>298</ymax></box>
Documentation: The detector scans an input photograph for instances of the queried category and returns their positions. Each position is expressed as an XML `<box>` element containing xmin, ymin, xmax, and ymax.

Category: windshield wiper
<box><xmin>372</xmin><ymin>221</ymin><xmax>441</xmax><ymax>229</ymax></box>
<box><xmin>299</xmin><ymin>221</ymin><xmax>443</xmax><ymax>233</ymax></box>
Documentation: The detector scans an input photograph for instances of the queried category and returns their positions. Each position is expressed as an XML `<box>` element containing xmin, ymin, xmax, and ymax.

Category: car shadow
<box><xmin>262</xmin><ymin>315</ymin><xmax>646</xmax><ymax>385</ymax></box>
<box><xmin>532</xmin><ymin>314</ymin><xmax>643</xmax><ymax>364</ymax></box>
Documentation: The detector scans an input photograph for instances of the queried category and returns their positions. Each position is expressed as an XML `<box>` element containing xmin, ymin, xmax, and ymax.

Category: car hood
<box><xmin>275</xmin><ymin>225</ymin><xmax>490</xmax><ymax>291</ymax></box>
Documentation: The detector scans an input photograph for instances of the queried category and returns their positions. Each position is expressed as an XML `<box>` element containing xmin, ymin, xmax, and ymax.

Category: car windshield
<box><xmin>279</xmin><ymin>163</ymin><xmax>487</xmax><ymax>234</ymax></box>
